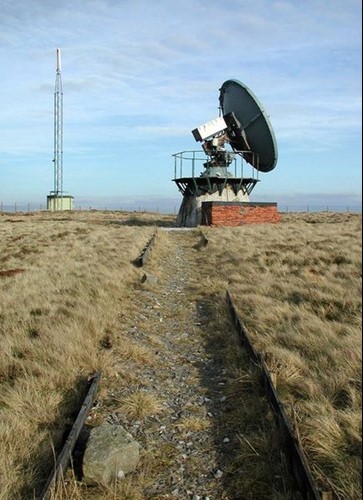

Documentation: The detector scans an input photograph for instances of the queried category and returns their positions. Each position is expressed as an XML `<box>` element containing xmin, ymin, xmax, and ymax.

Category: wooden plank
<box><xmin>39</xmin><ymin>371</ymin><xmax>101</xmax><ymax>500</ymax></box>
<box><xmin>270</xmin><ymin>371</ymin><xmax>277</xmax><ymax>388</ymax></box>
<box><xmin>226</xmin><ymin>291</ymin><xmax>260</xmax><ymax>364</ymax></box>
<box><xmin>226</xmin><ymin>291</ymin><xmax>321</xmax><ymax>500</ymax></box>
<box><xmin>134</xmin><ymin>232</ymin><xmax>157</xmax><ymax>267</ymax></box>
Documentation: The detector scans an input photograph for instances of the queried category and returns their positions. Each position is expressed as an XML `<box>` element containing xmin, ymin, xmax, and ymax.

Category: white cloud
<box><xmin>0</xmin><ymin>0</ymin><xmax>361</xmax><ymax>201</ymax></box>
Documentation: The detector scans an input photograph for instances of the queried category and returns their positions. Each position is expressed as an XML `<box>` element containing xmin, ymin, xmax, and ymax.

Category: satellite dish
<box><xmin>219</xmin><ymin>79</ymin><xmax>278</xmax><ymax>172</ymax></box>
<box><xmin>173</xmin><ymin>78</ymin><xmax>279</xmax><ymax>226</ymax></box>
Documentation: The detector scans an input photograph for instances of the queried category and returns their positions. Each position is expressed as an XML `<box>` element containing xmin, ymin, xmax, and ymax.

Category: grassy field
<box><xmin>0</xmin><ymin>210</ymin><xmax>361</xmax><ymax>499</ymax></box>
<box><xmin>0</xmin><ymin>211</ymin><xmax>158</xmax><ymax>498</ymax></box>
<box><xmin>201</xmin><ymin>211</ymin><xmax>362</xmax><ymax>498</ymax></box>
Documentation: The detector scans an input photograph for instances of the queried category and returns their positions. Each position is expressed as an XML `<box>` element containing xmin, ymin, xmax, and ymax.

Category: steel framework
<box><xmin>52</xmin><ymin>48</ymin><xmax>63</xmax><ymax>209</ymax></box>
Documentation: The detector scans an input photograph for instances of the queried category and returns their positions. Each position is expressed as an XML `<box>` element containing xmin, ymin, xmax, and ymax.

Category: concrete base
<box><xmin>176</xmin><ymin>185</ymin><xmax>249</xmax><ymax>227</ymax></box>
<box><xmin>47</xmin><ymin>195</ymin><xmax>74</xmax><ymax>211</ymax></box>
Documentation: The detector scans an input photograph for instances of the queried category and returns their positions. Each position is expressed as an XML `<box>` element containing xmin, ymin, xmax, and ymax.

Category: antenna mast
<box><xmin>53</xmin><ymin>48</ymin><xmax>63</xmax><ymax>209</ymax></box>
<box><xmin>47</xmin><ymin>49</ymin><xmax>73</xmax><ymax>211</ymax></box>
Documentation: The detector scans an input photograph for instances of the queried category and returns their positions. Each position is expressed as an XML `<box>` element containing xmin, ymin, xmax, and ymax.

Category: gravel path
<box><xmin>116</xmin><ymin>229</ymin><xmax>233</xmax><ymax>499</ymax></box>
<box><xmin>89</xmin><ymin>229</ymin><xmax>292</xmax><ymax>499</ymax></box>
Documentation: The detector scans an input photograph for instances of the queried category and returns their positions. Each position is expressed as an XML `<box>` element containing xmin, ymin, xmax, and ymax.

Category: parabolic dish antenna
<box><xmin>219</xmin><ymin>79</ymin><xmax>278</xmax><ymax>172</ymax></box>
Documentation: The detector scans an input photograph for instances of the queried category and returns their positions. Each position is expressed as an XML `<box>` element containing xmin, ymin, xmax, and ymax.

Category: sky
<box><xmin>0</xmin><ymin>0</ymin><xmax>362</xmax><ymax>210</ymax></box>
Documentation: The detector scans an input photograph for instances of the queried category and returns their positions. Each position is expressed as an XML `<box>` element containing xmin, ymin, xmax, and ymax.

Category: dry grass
<box><xmin>0</xmin><ymin>209</ymin><xmax>361</xmax><ymax>499</ymax></box>
<box><xmin>183</xmin><ymin>281</ymin><xmax>299</xmax><ymax>499</ymax></box>
<box><xmin>174</xmin><ymin>416</ymin><xmax>211</xmax><ymax>434</ymax></box>
<box><xmin>48</xmin><ymin>471</ymin><xmax>146</xmax><ymax>500</ymax></box>
<box><xmin>0</xmin><ymin>210</ymin><xmax>156</xmax><ymax>499</ymax></box>
<box><xmin>201</xmin><ymin>212</ymin><xmax>362</xmax><ymax>498</ymax></box>
<box><xmin>117</xmin><ymin>391</ymin><xmax>164</xmax><ymax>420</ymax></box>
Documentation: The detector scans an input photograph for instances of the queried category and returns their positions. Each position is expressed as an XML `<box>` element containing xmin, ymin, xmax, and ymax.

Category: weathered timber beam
<box><xmin>39</xmin><ymin>371</ymin><xmax>102</xmax><ymax>500</ymax></box>
<box><xmin>226</xmin><ymin>290</ymin><xmax>322</xmax><ymax>500</ymax></box>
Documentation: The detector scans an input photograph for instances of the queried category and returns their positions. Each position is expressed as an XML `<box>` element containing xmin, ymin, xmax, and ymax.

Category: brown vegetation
<box><xmin>0</xmin><ymin>210</ymin><xmax>156</xmax><ymax>498</ymax></box>
<box><xmin>201</xmin><ymin>211</ymin><xmax>362</xmax><ymax>498</ymax></box>
<box><xmin>0</xmin><ymin>210</ymin><xmax>361</xmax><ymax>499</ymax></box>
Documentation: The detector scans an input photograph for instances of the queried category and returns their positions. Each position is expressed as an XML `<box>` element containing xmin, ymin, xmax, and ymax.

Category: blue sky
<box><xmin>0</xmin><ymin>0</ymin><xmax>361</xmax><ymax>210</ymax></box>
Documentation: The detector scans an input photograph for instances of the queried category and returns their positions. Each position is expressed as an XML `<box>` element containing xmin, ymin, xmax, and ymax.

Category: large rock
<box><xmin>141</xmin><ymin>273</ymin><xmax>159</xmax><ymax>284</ymax></box>
<box><xmin>82</xmin><ymin>423</ymin><xmax>141</xmax><ymax>486</ymax></box>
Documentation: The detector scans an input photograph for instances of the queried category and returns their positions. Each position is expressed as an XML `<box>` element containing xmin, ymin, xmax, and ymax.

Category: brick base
<box><xmin>201</xmin><ymin>201</ymin><xmax>281</xmax><ymax>226</ymax></box>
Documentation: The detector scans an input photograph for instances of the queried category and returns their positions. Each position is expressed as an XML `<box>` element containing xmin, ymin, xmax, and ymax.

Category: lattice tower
<box><xmin>53</xmin><ymin>48</ymin><xmax>63</xmax><ymax>209</ymax></box>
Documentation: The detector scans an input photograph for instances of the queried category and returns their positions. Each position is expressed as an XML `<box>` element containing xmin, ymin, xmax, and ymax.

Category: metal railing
<box><xmin>172</xmin><ymin>150</ymin><xmax>260</xmax><ymax>181</ymax></box>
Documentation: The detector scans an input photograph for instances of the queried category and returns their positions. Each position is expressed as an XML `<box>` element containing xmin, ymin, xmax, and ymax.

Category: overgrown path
<box><xmin>93</xmin><ymin>228</ymin><xmax>295</xmax><ymax>499</ymax></box>
<box><xmin>123</xmin><ymin>229</ymin><xmax>230</xmax><ymax>498</ymax></box>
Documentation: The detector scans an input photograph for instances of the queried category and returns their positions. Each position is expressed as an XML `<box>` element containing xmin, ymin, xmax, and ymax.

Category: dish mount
<box><xmin>173</xmin><ymin>79</ymin><xmax>278</xmax><ymax>227</ymax></box>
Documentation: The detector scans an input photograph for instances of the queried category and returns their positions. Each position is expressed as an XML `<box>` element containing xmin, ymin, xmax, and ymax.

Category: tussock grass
<box><xmin>190</xmin><ymin>282</ymin><xmax>299</xmax><ymax>499</ymax></box>
<box><xmin>117</xmin><ymin>391</ymin><xmax>164</xmax><ymax>420</ymax></box>
<box><xmin>116</xmin><ymin>341</ymin><xmax>156</xmax><ymax>365</ymax></box>
<box><xmin>0</xmin><ymin>211</ymin><xmax>155</xmax><ymax>499</ymax></box>
<box><xmin>174</xmin><ymin>416</ymin><xmax>211</xmax><ymax>434</ymax></box>
<box><xmin>201</xmin><ymin>212</ymin><xmax>362</xmax><ymax>498</ymax></box>
<box><xmin>1</xmin><ymin>210</ymin><xmax>361</xmax><ymax>498</ymax></box>
<box><xmin>48</xmin><ymin>471</ymin><xmax>146</xmax><ymax>500</ymax></box>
